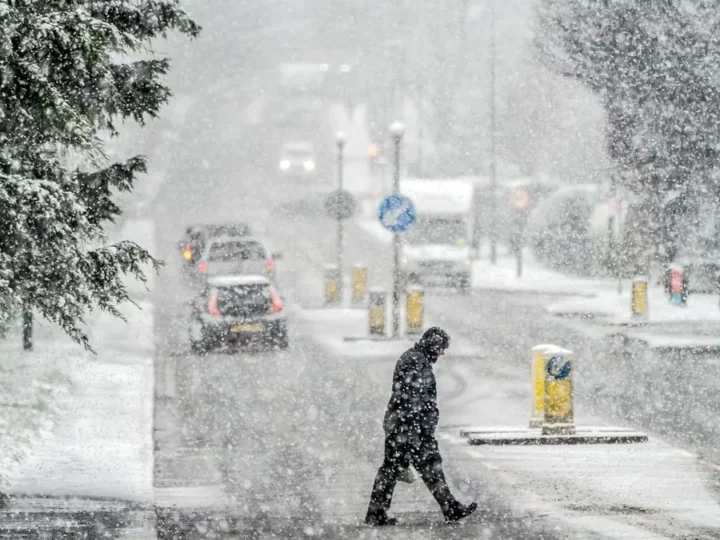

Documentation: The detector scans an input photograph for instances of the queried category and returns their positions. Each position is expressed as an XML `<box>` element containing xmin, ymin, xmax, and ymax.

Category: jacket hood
<box><xmin>413</xmin><ymin>341</ymin><xmax>439</xmax><ymax>364</ymax></box>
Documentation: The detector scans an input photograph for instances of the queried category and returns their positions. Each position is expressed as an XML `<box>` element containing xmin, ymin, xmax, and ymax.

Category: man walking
<box><xmin>365</xmin><ymin>327</ymin><xmax>477</xmax><ymax>526</ymax></box>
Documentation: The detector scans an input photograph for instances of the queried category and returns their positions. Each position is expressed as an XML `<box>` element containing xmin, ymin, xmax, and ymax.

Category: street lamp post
<box><xmin>489</xmin><ymin>0</ymin><xmax>498</xmax><ymax>265</ymax></box>
<box><xmin>336</xmin><ymin>131</ymin><xmax>346</xmax><ymax>301</ymax></box>
<box><xmin>390</xmin><ymin>121</ymin><xmax>405</xmax><ymax>338</ymax></box>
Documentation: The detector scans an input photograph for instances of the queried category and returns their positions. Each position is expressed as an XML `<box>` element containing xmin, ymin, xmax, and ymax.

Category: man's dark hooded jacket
<box><xmin>383</xmin><ymin>340</ymin><xmax>439</xmax><ymax>438</ymax></box>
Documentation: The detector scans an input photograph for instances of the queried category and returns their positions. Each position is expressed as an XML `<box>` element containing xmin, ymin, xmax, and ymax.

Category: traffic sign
<box><xmin>509</xmin><ymin>187</ymin><xmax>531</xmax><ymax>210</ymax></box>
<box><xmin>378</xmin><ymin>195</ymin><xmax>416</xmax><ymax>233</ymax></box>
<box><xmin>325</xmin><ymin>189</ymin><xmax>356</xmax><ymax>220</ymax></box>
<box><xmin>546</xmin><ymin>356</ymin><xmax>571</xmax><ymax>380</ymax></box>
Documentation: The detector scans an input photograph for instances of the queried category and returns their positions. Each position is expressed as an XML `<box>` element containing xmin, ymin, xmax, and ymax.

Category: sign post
<box><xmin>334</xmin><ymin>132</ymin><xmax>347</xmax><ymax>301</ymax></box>
<box><xmin>378</xmin><ymin>194</ymin><xmax>416</xmax><ymax>338</ymax></box>
<box><xmin>324</xmin><ymin>186</ymin><xmax>355</xmax><ymax>304</ymax></box>
<box><xmin>388</xmin><ymin>121</ymin><xmax>407</xmax><ymax>338</ymax></box>
<box><xmin>508</xmin><ymin>187</ymin><xmax>531</xmax><ymax>278</ymax></box>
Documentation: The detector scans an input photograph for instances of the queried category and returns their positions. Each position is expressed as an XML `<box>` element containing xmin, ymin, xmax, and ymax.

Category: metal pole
<box><xmin>489</xmin><ymin>0</ymin><xmax>498</xmax><ymax>265</ymax></box>
<box><xmin>516</xmin><ymin>246</ymin><xmax>522</xmax><ymax>278</ymax></box>
<box><xmin>417</xmin><ymin>82</ymin><xmax>423</xmax><ymax>177</ymax></box>
<box><xmin>392</xmin><ymin>134</ymin><xmax>402</xmax><ymax>339</ymax></box>
<box><xmin>337</xmin><ymin>139</ymin><xmax>345</xmax><ymax>302</ymax></box>
<box><xmin>611</xmin><ymin>173</ymin><xmax>622</xmax><ymax>294</ymax></box>
<box><xmin>22</xmin><ymin>307</ymin><xmax>32</xmax><ymax>350</ymax></box>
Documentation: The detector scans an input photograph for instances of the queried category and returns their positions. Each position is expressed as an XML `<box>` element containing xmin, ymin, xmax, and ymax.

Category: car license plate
<box><xmin>231</xmin><ymin>323</ymin><xmax>262</xmax><ymax>333</ymax></box>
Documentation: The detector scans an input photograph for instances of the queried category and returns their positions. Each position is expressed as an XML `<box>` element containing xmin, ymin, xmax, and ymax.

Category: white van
<box><xmin>399</xmin><ymin>179</ymin><xmax>475</xmax><ymax>293</ymax></box>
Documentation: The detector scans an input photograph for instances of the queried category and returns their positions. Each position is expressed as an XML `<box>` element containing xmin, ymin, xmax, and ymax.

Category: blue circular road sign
<box><xmin>378</xmin><ymin>195</ymin><xmax>416</xmax><ymax>233</ymax></box>
<box><xmin>546</xmin><ymin>356</ymin><xmax>571</xmax><ymax>380</ymax></box>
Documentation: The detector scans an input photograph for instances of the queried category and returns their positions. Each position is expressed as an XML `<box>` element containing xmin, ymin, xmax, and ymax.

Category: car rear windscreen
<box><xmin>208</xmin><ymin>241</ymin><xmax>266</xmax><ymax>262</ymax></box>
<box><xmin>209</xmin><ymin>224</ymin><xmax>252</xmax><ymax>237</ymax></box>
<box><xmin>217</xmin><ymin>284</ymin><xmax>270</xmax><ymax>317</ymax></box>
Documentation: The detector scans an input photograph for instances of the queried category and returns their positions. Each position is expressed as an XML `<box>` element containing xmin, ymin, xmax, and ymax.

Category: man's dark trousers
<box><xmin>368</xmin><ymin>424</ymin><xmax>456</xmax><ymax>515</ymax></box>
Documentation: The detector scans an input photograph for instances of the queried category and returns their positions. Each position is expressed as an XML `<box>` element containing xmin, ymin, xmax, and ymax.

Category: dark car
<box><xmin>178</xmin><ymin>222</ymin><xmax>253</xmax><ymax>274</ymax></box>
<box><xmin>188</xmin><ymin>275</ymin><xmax>288</xmax><ymax>352</ymax></box>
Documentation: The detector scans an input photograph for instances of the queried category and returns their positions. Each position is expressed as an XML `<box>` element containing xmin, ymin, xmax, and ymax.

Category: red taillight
<box><xmin>198</xmin><ymin>261</ymin><xmax>208</xmax><ymax>273</ymax></box>
<box><xmin>207</xmin><ymin>289</ymin><xmax>221</xmax><ymax>318</ymax></box>
<box><xmin>270</xmin><ymin>287</ymin><xmax>283</xmax><ymax>314</ymax></box>
<box><xmin>266</xmin><ymin>260</ymin><xmax>275</xmax><ymax>271</ymax></box>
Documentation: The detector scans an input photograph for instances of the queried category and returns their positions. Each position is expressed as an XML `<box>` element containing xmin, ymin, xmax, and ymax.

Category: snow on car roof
<box><xmin>400</xmin><ymin>178</ymin><xmax>474</xmax><ymax>213</ymax></box>
<box><xmin>207</xmin><ymin>275</ymin><xmax>270</xmax><ymax>287</ymax></box>
<box><xmin>209</xmin><ymin>235</ymin><xmax>264</xmax><ymax>246</ymax></box>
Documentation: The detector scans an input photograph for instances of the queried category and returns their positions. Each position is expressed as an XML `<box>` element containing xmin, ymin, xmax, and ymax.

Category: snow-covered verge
<box><xmin>0</xmin><ymin>89</ymin><xmax>184</xmax><ymax>500</ymax></box>
<box><xmin>547</xmin><ymin>281</ymin><xmax>720</xmax><ymax>350</ymax></box>
<box><xmin>356</xmin><ymin>217</ymin><xmax>720</xmax><ymax>350</ymax></box>
<box><xmin>0</xmin><ymin>327</ymin><xmax>72</xmax><ymax>492</ymax></box>
<box><xmin>548</xmin><ymin>283</ymin><xmax>720</xmax><ymax>324</ymax></box>
<box><xmin>470</xmin><ymin>249</ymin><xmax>618</xmax><ymax>296</ymax></box>
<box><xmin>297</xmin><ymin>304</ymin><xmax>720</xmax><ymax>539</ymax></box>
<box><xmin>357</xmin><ymin>220</ymin><xmax>617</xmax><ymax>297</ymax></box>
<box><xmin>0</xmin><ymin>218</ymin><xmax>156</xmax><ymax>503</ymax></box>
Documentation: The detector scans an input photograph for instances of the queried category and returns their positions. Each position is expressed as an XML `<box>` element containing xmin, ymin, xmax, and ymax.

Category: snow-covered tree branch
<box><xmin>0</xmin><ymin>0</ymin><xmax>200</xmax><ymax>349</ymax></box>
<box><xmin>535</xmin><ymin>0</ymin><xmax>720</xmax><ymax>196</ymax></box>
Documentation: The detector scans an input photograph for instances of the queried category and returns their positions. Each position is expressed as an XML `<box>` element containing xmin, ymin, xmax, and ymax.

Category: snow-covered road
<box><xmin>148</xmin><ymin>112</ymin><xmax>568</xmax><ymax>537</ymax></box>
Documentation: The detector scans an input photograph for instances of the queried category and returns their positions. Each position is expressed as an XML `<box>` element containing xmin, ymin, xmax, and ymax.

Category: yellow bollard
<box><xmin>529</xmin><ymin>344</ymin><xmax>554</xmax><ymax>428</ymax></box>
<box><xmin>542</xmin><ymin>347</ymin><xmax>575</xmax><ymax>436</ymax></box>
<box><xmin>405</xmin><ymin>285</ymin><xmax>424</xmax><ymax>335</ymax></box>
<box><xmin>352</xmin><ymin>265</ymin><xmax>368</xmax><ymax>305</ymax></box>
<box><xmin>368</xmin><ymin>289</ymin><xmax>386</xmax><ymax>336</ymax></box>
<box><xmin>324</xmin><ymin>264</ymin><xmax>340</xmax><ymax>306</ymax></box>
<box><xmin>631</xmin><ymin>276</ymin><xmax>648</xmax><ymax>320</ymax></box>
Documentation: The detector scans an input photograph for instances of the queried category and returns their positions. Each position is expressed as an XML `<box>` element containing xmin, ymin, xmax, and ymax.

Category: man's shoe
<box><xmin>445</xmin><ymin>502</ymin><xmax>477</xmax><ymax>523</ymax></box>
<box><xmin>365</xmin><ymin>511</ymin><xmax>398</xmax><ymax>526</ymax></box>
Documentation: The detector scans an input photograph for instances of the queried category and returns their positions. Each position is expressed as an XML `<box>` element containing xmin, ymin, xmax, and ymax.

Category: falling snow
<box><xmin>1</xmin><ymin>1</ymin><xmax>720</xmax><ymax>538</ymax></box>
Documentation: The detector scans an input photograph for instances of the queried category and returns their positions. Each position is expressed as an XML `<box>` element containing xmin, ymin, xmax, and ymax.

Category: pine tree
<box><xmin>0</xmin><ymin>0</ymin><xmax>199</xmax><ymax>349</ymax></box>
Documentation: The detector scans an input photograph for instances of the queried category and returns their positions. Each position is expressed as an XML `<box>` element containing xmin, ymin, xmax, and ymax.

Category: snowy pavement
<box><xmin>4</xmin><ymin>218</ymin><xmax>156</xmax><ymax>502</ymax></box>
<box><xmin>0</xmin><ymin>217</ymin><xmax>157</xmax><ymax>537</ymax></box>
<box><xmin>547</xmin><ymin>282</ymin><xmax>720</xmax><ymax>352</ymax></box>
<box><xmin>0</xmin><ymin>321</ymin><xmax>72</xmax><ymax>492</ymax></box>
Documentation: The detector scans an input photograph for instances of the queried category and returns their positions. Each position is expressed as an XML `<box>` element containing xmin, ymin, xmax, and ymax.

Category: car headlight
<box><xmin>279</xmin><ymin>160</ymin><xmax>291</xmax><ymax>171</ymax></box>
<box><xmin>400</xmin><ymin>255</ymin><xmax>408</xmax><ymax>265</ymax></box>
<box><xmin>303</xmin><ymin>160</ymin><xmax>315</xmax><ymax>172</ymax></box>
